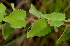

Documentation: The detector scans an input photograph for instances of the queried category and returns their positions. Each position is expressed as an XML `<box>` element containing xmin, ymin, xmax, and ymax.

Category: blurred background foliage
<box><xmin>0</xmin><ymin>0</ymin><xmax>70</xmax><ymax>46</ymax></box>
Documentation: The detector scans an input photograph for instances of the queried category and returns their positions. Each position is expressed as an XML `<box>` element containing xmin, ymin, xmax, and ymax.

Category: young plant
<box><xmin>0</xmin><ymin>3</ymin><xmax>70</xmax><ymax>44</ymax></box>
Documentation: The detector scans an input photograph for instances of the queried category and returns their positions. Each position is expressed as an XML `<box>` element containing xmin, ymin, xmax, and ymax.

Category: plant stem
<box><xmin>25</xmin><ymin>18</ymin><xmax>37</xmax><ymax>21</ymax></box>
<box><xmin>64</xmin><ymin>24</ymin><xmax>70</xmax><ymax>25</ymax></box>
<box><xmin>25</xmin><ymin>19</ymin><xmax>70</xmax><ymax>25</ymax></box>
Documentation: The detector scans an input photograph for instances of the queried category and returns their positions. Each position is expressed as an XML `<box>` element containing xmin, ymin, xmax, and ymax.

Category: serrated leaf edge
<box><xmin>29</xmin><ymin>4</ymin><xmax>42</xmax><ymax>18</ymax></box>
<box><xmin>3</xmin><ymin>9</ymin><xmax>26</xmax><ymax>28</ymax></box>
<box><xmin>57</xmin><ymin>26</ymin><xmax>70</xmax><ymax>43</ymax></box>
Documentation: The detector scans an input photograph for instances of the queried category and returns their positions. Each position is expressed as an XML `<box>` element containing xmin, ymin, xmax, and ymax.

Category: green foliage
<box><xmin>2</xmin><ymin>23</ymin><xmax>15</xmax><ymax>39</ymax></box>
<box><xmin>29</xmin><ymin>4</ymin><xmax>42</xmax><ymax>18</ymax></box>
<box><xmin>0</xmin><ymin>3</ymin><xmax>70</xmax><ymax>44</ymax></box>
<box><xmin>0</xmin><ymin>3</ymin><xmax>6</xmax><ymax>13</ymax></box>
<box><xmin>27</xmin><ymin>18</ymin><xmax>50</xmax><ymax>38</ymax></box>
<box><xmin>43</xmin><ymin>12</ymin><xmax>65</xmax><ymax>27</ymax></box>
<box><xmin>57</xmin><ymin>26</ymin><xmax>70</xmax><ymax>43</ymax></box>
<box><xmin>35</xmin><ymin>24</ymin><xmax>51</xmax><ymax>36</ymax></box>
<box><xmin>0</xmin><ymin>3</ymin><xmax>6</xmax><ymax>22</ymax></box>
<box><xmin>0</xmin><ymin>14</ymin><xmax>4</xmax><ymax>22</ymax></box>
<box><xmin>3</xmin><ymin>10</ymin><xmax>26</xmax><ymax>28</ymax></box>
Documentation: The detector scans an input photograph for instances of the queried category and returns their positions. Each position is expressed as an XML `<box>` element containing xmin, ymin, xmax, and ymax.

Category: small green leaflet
<box><xmin>29</xmin><ymin>4</ymin><xmax>42</xmax><ymax>18</ymax></box>
<box><xmin>0</xmin><ymin>3</ymin><xmax>6</xmax><ymax>22</ymax></box>
<box><xmin>57</xmin><ymin>26</ymin><xmax>70</xmax><ymax>43</ymax></box>
<box><xmin>2</xmin><ymin>23</ymin><xmax>15</xmax><ymax>39</ymax></box>
<box><xmin>43</xmin><ymin>12</ymin><xmax>65</xmax><ymax>27</ymax></box>
<box><xmin>3</xmin><ymin>10</ymin><xmax>26</xmax><ymax>28</ymax></box>
<box><xmin>27</xmin><ymin>18</ymin><xmax>51</xmax><ymax>38</ymax></box>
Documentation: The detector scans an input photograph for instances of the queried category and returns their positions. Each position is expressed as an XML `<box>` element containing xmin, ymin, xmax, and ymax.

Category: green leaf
<box><xmin>2</xmin><ymin>23</ymin><xmax>15</xmax><ymax>39</ymax></box>
<box><xmin>0</xmin><ymin>14</ymin><xmax>4</xmax><ymax>22</ymax></box>
<box><xmin>27</xmin><ymin>18</ymin><xmax>48</xmax><ymax>38</ymax></box>
<box><xmin>43</xmin><ymin>12</ymin><xmax>65</xmax><ymax>27</ymax></box>
<box><xmin>35</xmin><ymin>24</ymin><xmax>51</xmax><ymax>36</ymax></box>
<box><xmin>29</xmin><ymin>4</ymin><xmax>42</xmax><ymax>18</ymax></box>
<box><xmin>57</xmin><ymin>26</ymin><xmax>70</xmax><ymax>43</ymax></box>
<box><xmin>3</xmin><ymin>10</ymin><xmax>26</xmax><ymax>28</ymax></box>
<box><xmin>48</xmin><ymin>20</ymin><xmax>64</xmax><ymax>27</ymax></box>
<box><xmin>0</xmin><ymin>3</ymin><xmax>6</xmax><ymax>13</ymax></box>
<box><xmin>0</xmin><ymin>12</ymin><xmax>8</xmax><ymax>16</ymax></box>
<box><xmin>0</xmin><ymin>3</ymin><xmax>6</xmax><ymax>22</ymax></box>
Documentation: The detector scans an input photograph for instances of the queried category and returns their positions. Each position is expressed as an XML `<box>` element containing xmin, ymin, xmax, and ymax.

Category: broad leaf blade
<box><xmin>43</xmin><ymin>12</ymin><xmax>65</xmax><ymax>20</ymax></box>
<box><xmin>0</xmin><ymin>3</ymin><xmax>6</xmax><ymax>22</ymax></box>
<box><xmin>3</xmin><ymin>10</ymin><xmax>26</xmax><ymax>28</ymax></box>
<box><xmin>43</xmin><ymin>12</ymin><xmax>65</xmax><ymax>27</ymax></box>
<box><xmin>57</xmin><ymin>26</ymin><xmax>70</xmax><ymax>43</ymax></box>
<box><xmin>35</xmin><ymin>24</ymin><xmax>51</xmax><ymax>36</ymax></box>
<box><xmin>48</xmin><ymin>20</ymin><xmax>64</xmax><ymax>27</ymax></box>
<box><xmin>2</xmin><ymin>23</ymin><xmax>15</xmax><ymax>39</ymax></box>
<box><xmin>27</xmin><ymin>19</ymin><xmax>47</xmax><ymax>38</ymax></box>
<box><xmin>29</xmin><ymin>4</ymin><xmax>42</xmax><ymax>18</ymax></box>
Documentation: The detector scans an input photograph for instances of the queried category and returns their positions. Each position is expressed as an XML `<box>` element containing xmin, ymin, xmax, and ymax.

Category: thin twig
<box><xmin>25</xmin><ymin>18</ymin><xmax>37</xmax><ymax>21</ymax></box>
<box><xmin>25</xmin><ymin>18</ymin><xmax>70</xmax><ymax>25</ymax></box>
<box><xmin>64</xmin><ymin>24</ymin><xmax>70</xmax><ymax>25</ymax></box>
